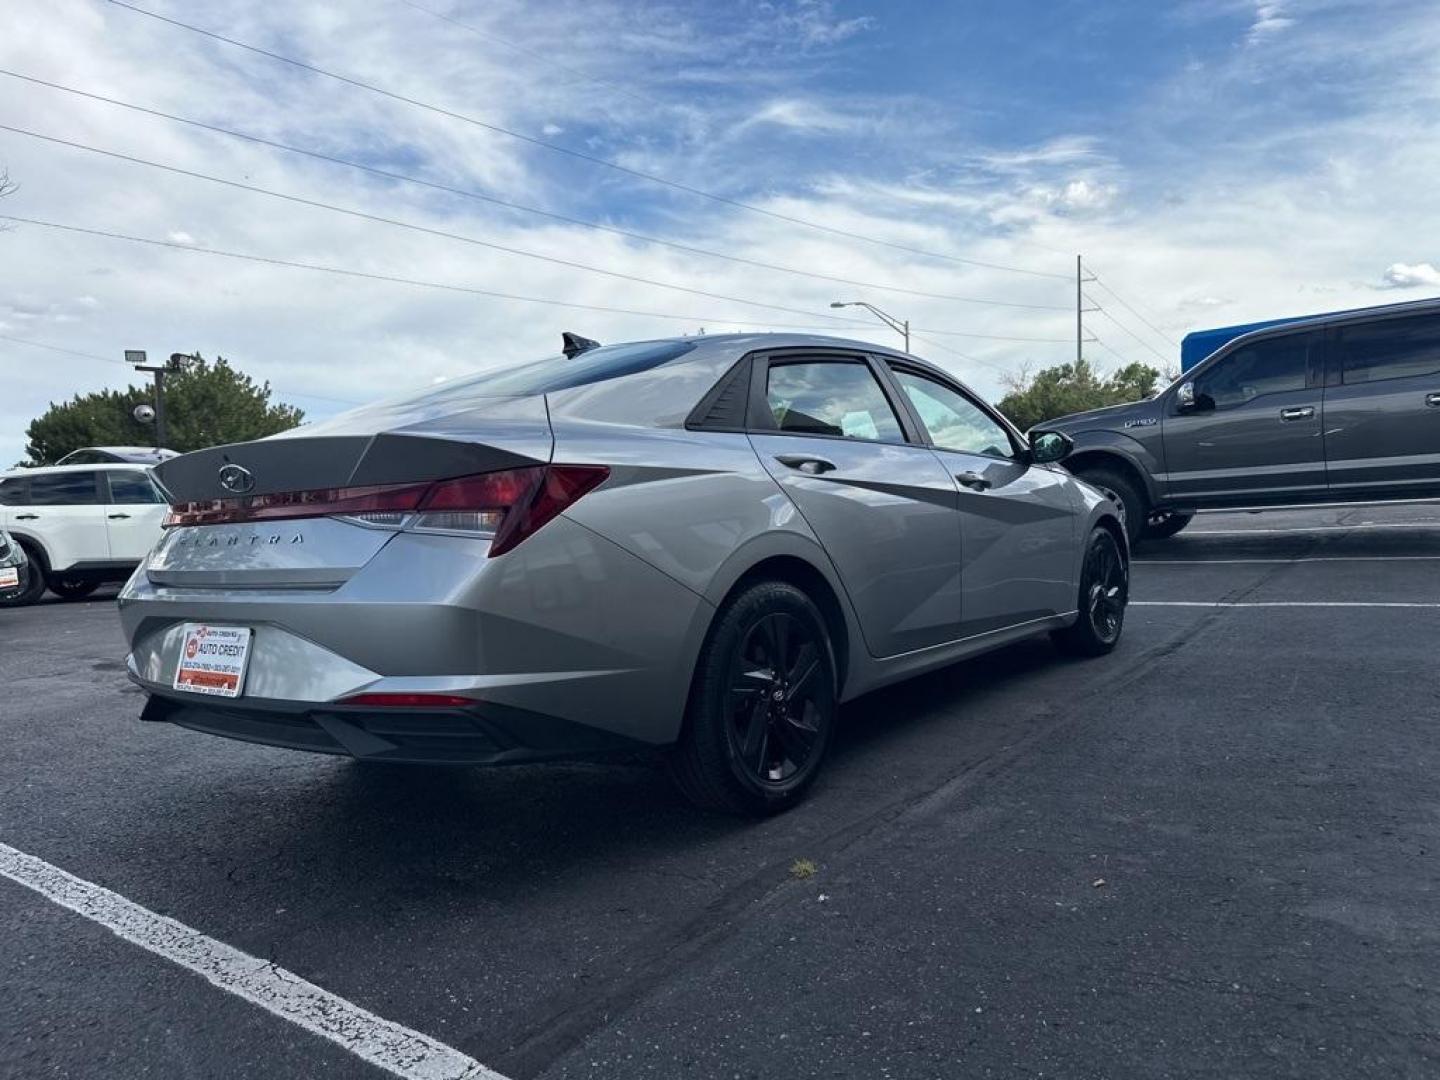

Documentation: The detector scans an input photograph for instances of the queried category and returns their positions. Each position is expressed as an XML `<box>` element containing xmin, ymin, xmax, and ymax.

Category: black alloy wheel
<box><xmin>1052</xmin><ymin>527</ymin><xmax>1128</xmax><ymax>657</ymax></box>
<box><xmin>669</xmin><ymin>581</ymin><xmax>837</xmax><ymax>815</ymax></box>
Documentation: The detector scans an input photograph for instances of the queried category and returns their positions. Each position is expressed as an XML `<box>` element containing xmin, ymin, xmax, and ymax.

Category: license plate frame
<box><xmin>173</xmin><ymin>624</ymin><xmax>253</xmax><ymax>698</ymax></box>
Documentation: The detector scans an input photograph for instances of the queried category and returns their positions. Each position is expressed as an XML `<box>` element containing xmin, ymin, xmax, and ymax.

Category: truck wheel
<box><xmin>1073</xmin><ymin>465</ymin><xmax>1146</xmax><ymax>546</ymax></box>
<box><xmin>1143</xmin><ymin>512</ymin><xmax>1193</xmax><ymax>541</ymax></box>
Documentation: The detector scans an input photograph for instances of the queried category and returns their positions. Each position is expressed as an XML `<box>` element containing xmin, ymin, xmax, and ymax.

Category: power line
<box><xmin>1087</xmin><ymin>271</ymin><xmax>1178</xmax><ymax>347</ymax></box>
<box><xmin>1084</xmin><ymin>298</ymin><xmax>1171</xmax><ymax>364</ymax></box>
<box><xmin>0</xmin><ymin>333</ymin><xmax>367</xmax><ymax>406</ymax></box>
<box><xmin>0</xmin><ymin>213</ymin><xmax>893</xmax><ymax>332</ymax></box>
<box><xmin>0</xmin><ymin>70</ymin><xmax>1070</xmax><ymax>313</ymax></box>
<box><xmin>105</xmin><ymin>0</ymin><xmax>1072</xmax><ymax>282</ymax></box>
<box><xmin>0</xmin><ymin>124</ymin><xmax>886</xmax><ymax>328</ymax></box>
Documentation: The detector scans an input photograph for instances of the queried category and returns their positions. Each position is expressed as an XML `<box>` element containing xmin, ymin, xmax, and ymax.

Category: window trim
<box><xmin>744</xmin><ymin>349</ymin><xmax>925</xmax><ymax>446</ymax></box>
<box><xmin>882</xmin><ymin>359</ymin><xmax>1025</xmax><ymax>460</ymax></box>
<box><xmin>1176</xmin><ymin>329</ymin><xmax>1321</xmax><ymax>415</ymax></box>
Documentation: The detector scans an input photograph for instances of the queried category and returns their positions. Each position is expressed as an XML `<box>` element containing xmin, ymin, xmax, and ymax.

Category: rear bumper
<box><xmin>138</xmin><ymin>685</ymin><xmax>648</xmax><ymax>764</ymax></box>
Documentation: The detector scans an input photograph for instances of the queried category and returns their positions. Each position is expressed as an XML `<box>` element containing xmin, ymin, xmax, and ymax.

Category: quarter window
<box><xmin>892</xmin><ymin>369</ymin><xmax>1016</xmax><ymax>459</ymax></box>
<box><xmin>1195</xmin><ymin>335</ymin><xmax>1311</xmax><ymax>411</ymax></box>
<box><xmin>1339</xmin><ymin>314</ymin><xmax>1440</xmax><ymax>384</ymax></box>
<box><xmin>108</xmin><ymin>471</ymin><xmax>164</xmax><ymax>504</ymax></box>
<box><xmin>765</xmin><ymin>361</ymin><xmax>904</xmax><ymax>442</ymax></box>
<box><xmin>26</xmin><ymin>472</ymin><xmax>99</xmax><ymax>506</ymax></box>
<box><xmin>0</xmin><ymin>479</ymin><xmax>25</xmax><ymax>506</ymax></box>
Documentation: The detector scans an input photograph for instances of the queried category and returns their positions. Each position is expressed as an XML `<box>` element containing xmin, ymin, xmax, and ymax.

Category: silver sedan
<box><xmin>119</xmin><ymin>334</ymin><xmax>1127</xmax><ymax>814</ymax></box>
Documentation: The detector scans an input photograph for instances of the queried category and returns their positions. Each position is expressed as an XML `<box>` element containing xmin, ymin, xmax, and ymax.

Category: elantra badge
<box><xmin>218</xmin><ymin>463</ymin><xmax>255</xmax><ymax>494</ymax></box>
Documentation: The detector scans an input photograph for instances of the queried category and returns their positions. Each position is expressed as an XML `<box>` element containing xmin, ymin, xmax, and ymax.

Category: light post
<box><xmin>124</xmin><ymin>350</ymin><xmax>184</xmax><ymax>450</ymax></box>
<box><xmin>830</xmin><ymin>301</ymin><xmax>909</xmax><ymax>352</ymax></box>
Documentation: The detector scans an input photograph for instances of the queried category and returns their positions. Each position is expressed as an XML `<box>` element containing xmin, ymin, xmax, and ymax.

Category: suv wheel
<box><xmin>48</xmin><ymin>577</ymin><xmax>101</xmax><ymax>600</ymax></box>
<box><xmin>669</xmin><ymin>581</ymin><xmax>837</xmax><ymax>816</ymax></box>
<box><xmin>1052</xmin><ymin>527</ymin><xmax>1129</xmax><ymax>657</ymax></box>
<box><xmin>1073</xmin><ymin>465</ymin><xmax>1146</xmax><ymax>545</ymax></box>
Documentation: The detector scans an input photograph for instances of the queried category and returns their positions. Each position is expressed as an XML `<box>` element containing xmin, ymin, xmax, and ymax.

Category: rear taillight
<box><xmin>163</xmin><ymin>464</ymin><xmax>609</xmax><ymax>557</ymax></box>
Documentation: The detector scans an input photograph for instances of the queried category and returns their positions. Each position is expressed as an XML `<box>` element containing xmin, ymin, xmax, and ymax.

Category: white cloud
<box><xmin>763</xmin><ymin>0</ymin><xmax>876</xmax><ymax>47</ymax></box>
<box><xmin>739</xmin><ymin>98</ymin><xmax>859</xmax><ymax>134</ymax></box>
<box><xmin>1248</xmin><ymin>2</ymin><xmax>1295</xmax><ymax>43</ymax></box>
<box><xmin>1379</xmin><ymin>262</ymin><xmax>1440</xmax><ymax>288</ymax></box>
<box><xmin>166</xmin><ymin>230</ymin><xmax>196</xmax><ymax>245</ymax></box>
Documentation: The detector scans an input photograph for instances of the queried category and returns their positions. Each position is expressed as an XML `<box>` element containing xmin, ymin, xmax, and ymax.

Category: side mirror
<box><xmin>1176</xmin><ymin>380</ymin><xmax>1196</xmax><ymax>410</ymax></box>
<box><xmin>1029</xmin><ymin>430</ymin><xmax>1073</xmax><ymax>465</ymax></box>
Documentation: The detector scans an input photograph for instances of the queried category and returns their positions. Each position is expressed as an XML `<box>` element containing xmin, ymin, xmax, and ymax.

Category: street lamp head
<box><xmin>124</xmin><ymin>349</ymin><xmax>147</xmax><ymax>366</ymax></box>
<box><xmin>829</xmin><ymin>301</ymin><xmax>852</xmax><ymax>309</ymax></box>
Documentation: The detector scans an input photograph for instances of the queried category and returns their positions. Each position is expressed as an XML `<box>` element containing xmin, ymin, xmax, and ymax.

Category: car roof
<box><xmin>1</xmin><ymin>462</ymin><xmax>154</xmax><ymax>479</ymax></box>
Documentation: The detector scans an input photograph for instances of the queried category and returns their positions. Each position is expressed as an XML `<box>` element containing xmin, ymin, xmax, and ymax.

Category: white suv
<box><xmin>0</xmin><ymin>464</ymin><xmax>168</xmax><ymax>605</ymax></box>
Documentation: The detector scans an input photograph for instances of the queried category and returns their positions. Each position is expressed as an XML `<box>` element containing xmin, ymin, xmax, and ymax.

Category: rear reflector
<box><xmin>337</xmin><ymin>692</ymin><xmax>476</xmax><ymax>708</ymax></box>
<box><xmin>164</xmin><ymin>464</ymin><xmax>610</xmax><ymax>557</ymax></box>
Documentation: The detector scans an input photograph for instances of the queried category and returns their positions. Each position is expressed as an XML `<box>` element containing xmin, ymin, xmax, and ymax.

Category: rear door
<box><xmin>103</xmin><ymin>468</ymin><xmax>169</xmax><ymax>561</ymax></box>
<box><xmin>886</xmin><ymin>363</ymin><xmax>1079</xmax><ymax>636</ymax></box>
<box><xmin>1323</xmin><ymin>311</ymin><xmax>1440</xmax><ymax>498</ymax></box>
<box><xmin>1161</xmin><ymin>330</ymin><xmax>1325</xmax><ymax>505</ymax></box>
<box><xmin>10</xmin><ymin>471</ymin><xmax>109</xmax><ymax>571</ymax></box>
<box><xmin>747</xmin><ymin>352</ymin><xmax>964</xmax><ymax>657</ymax></box>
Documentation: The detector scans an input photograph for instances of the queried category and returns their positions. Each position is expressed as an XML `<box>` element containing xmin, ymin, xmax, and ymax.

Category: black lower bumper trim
<box><xmin>139</xmin><ymin>691</ymin><xmax>650</xmax><ymax>765</ymax></box>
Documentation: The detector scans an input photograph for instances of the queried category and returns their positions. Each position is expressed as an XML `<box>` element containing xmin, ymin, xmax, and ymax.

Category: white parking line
<box><xmin>0</xmin><ymin>842</ymin><xmax>506</xmax><ymax>1080</ymax></box>
<box><xmin>1136</xmin><ymin>555</ymin><xmax>1440</xmax><ymax>565</ymax></box>
<box><xmin>1186</xmin><ymin>522</ymin><xmax>1440</xmax><ymax>535</ymax></box>
<box><xmin>1132</xmin><ymin>601</ymin><xmax>1440</xmax><ymax>608</ymax></box>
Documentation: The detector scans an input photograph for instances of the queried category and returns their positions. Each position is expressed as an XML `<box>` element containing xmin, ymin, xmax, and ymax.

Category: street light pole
<box><xmin>830</xmin><ymin>301</ymin><xmax>909</xmax><ymax>352</ymax></box>
<box><xmin>124</xmin><ymin>349</ymin><xmax>184</xmax><ymax>450</ymax></box>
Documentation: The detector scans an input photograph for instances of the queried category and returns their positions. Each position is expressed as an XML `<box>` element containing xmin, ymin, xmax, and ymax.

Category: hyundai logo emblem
<box><xmin>218</xmin><ymin>463</ymin><xmax>255</xmax><ymax>495</ymax></box>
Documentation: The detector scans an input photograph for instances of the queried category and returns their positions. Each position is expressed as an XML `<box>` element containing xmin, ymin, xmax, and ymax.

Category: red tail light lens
<box><xmin>164</xmin><ymin>464</ymin><xmax>609</xmax><ymax>556</ymax></box>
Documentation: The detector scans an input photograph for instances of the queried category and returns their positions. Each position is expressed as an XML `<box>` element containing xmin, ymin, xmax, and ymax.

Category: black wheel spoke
<box><xmin>739</xmin><ymin>696</ymin><xmax>769</xmax><ymax>771</ymax></box>
<box><xmin>771</xmin><ymin>711</ymin><xmax>816</xmax><ymax>765</ymax></box>
<box><xmin>786</xmin><ymin>655</ymin><xmax>821</xmax><ymax>705</ymax></box>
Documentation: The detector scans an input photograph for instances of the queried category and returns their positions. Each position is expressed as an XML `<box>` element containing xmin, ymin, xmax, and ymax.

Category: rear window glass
<box><xmin>0</xmin><ymin>479</ymin><xmax>26</xmax><ymax>506</ymax></box>
<box><xmin>394</xmin><ymin>340</ymin><xmax>698</xmax><ymax>409</ymax></box>
<box><xmin>108</xmin><ymin>471</ymin><xmax>163</xmax><ymax>504</ymax></box>
<box><xmin>1340</xmin><ymin>314</ymin><xmax>1440</xmax><ymax>384</ymax></box>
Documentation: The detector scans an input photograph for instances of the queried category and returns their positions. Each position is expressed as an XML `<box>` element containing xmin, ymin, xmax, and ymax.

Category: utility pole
<box><xmin>1076</xmin><ymin>256</ymin><xmax>1098</xmax><ymax>366</ymax></box>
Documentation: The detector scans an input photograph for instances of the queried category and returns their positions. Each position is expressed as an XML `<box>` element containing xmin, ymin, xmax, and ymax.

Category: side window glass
<box><xmin>892</xmin><ymin>369</ymin><xmax>1016</xmax><ymax>459</ymax></box>
<box><xmin>1340</xmin><ymin>315</ymin><xmax>1440</xmax><ymax>384</ymax></box>
<box><xmin>0</xmin><ymin>479</ymin><xmax>27</xmax><ymax>506</ymax></box>
<box><xmin>1195</xmin><ymin>336</ymin><xmax>1309</xmax><ymax>411</ymax></box>
<box><xmin>108</xmin><ymin>471</ymin><xmax>164</xmax><ymax>504</ymax></box>
<box><xmin>766</xmin><ymin>361</ymin><xmax>905</xmax><ymax>442</ymax></box>
<box><xmin>27</xmin><ymin>473</ymin><xmax>99</xmax><ymax>506</ymax></box>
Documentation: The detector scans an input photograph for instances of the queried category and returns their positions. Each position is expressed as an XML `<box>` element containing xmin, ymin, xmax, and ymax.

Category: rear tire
<box><xmin>1072</xmin><ymin>465</ymin><xmax>1146</xmax><ymax>546</ymax></box>
<box><xmin>669</xmin><ymin>581</ymin><xmax>837</xmax><ymax>816</ymax></box>
<box><xmin>1052</xmin><ymin>527</ymin><xmax>1129</xmax><ymax>657</ymax></box>
<box><xmin>1143</xmin><ymin>512</ymin><xmax>1193</xmax><ymax>541</ymax></box>
<box><xmin>47</xmin><ymin>577</ymin><xmax>100</xmax><ymax>600</ymax></box>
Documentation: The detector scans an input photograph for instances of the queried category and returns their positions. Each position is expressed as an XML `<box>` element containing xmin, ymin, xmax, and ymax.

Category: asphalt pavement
<box><xmin>2</xmin><ymin>503</ymin><xmax>1438</xmax><ymax>1079</ymax></box>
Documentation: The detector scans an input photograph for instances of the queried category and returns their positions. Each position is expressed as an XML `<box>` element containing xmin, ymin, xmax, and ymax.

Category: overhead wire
<box><xmin>104</xmin><ymin>0</ymin><xmax>1072</xmax><ymax>281</ymax></box>
<box><xmin>0</xmin><ymin>69</ymin><xmax>1070</xmax><ymax>312</ymax></box>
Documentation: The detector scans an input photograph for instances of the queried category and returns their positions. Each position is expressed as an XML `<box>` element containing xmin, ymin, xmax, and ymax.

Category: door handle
<box><xmin>955</xmin><ymin>471</ymin><xmax>992</xmax><ymax>491</ymax></box>
<box><xmin>108</xmin><ymin>513</ymin><xmax>132</xmax><ymax>520</ymax></box>
<box><xmin>1279</xmin><ymin>406</ymin><xmax>1315</xmax><ymax>421</ymax></box>
<box><xmin>774</xmin><ymin>454</ymin><xmax>837</xmax><ymax>475</ymax></box>
<box><xmin>14</xmin><ymin>513</ymin><xmax>39</xmax><ymax>520</ymax></box>
<box><xmin>1426</xmin><ymin>392</ymin><xmax>1440</xmax><ymax>408</ymax></box>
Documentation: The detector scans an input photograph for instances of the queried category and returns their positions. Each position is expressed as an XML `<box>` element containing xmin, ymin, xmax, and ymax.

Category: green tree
<box><xmin>997</xmin><ymin>357</ymin><xmax>1161</xmax><ymax>432</ymax></box>
<box><xmin>24</xmin><ymin>354</ymin><xmax>304</xmax><ymax>465</ymax></box>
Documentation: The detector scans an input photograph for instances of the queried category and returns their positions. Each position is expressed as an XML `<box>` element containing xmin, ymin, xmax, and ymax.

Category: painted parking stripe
<box><xmin>1186</xmin><ymin>522</ymin><xmax>1440</xmax><ymax>535</ymax></box>
<box><xmin>1136</xmin><ymin>555</ymin><xmax>1440</xmax><ymax>565</ymax></box>
<box><xmin>0</xmin><ymin>841</ymin><xmax>506</xmax><ymax>1080</ymax></box>
<box><xmin>1132</xmin><ymin>601</ymin><xmax>1440</xmax><ymax>608</ymax></box>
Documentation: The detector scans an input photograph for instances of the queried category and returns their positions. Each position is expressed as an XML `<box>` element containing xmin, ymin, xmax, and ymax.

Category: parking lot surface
<box><xmin>3</xmin><ymin>503</ymin><xmax>1439</xmax><ymax>1079</ymax></box>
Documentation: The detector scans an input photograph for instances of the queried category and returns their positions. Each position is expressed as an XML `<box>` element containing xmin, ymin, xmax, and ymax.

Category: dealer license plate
<box><xmin>173</xmin><ymin>624</ymin><xmax>253</xmax><ymax>698</ymax></box>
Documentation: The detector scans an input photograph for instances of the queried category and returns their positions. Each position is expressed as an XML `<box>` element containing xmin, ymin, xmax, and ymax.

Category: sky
<box><xmin>2</xmin><ymin>0</ymin><xmax>1439</xmax><ymax>465</ymax></box>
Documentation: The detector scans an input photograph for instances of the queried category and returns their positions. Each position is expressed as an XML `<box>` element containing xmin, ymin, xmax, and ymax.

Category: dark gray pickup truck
<box><xmin>1039</xmin><ymin>298</ymin><xmax>1440</xmax><ymax>543</ymax></box>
